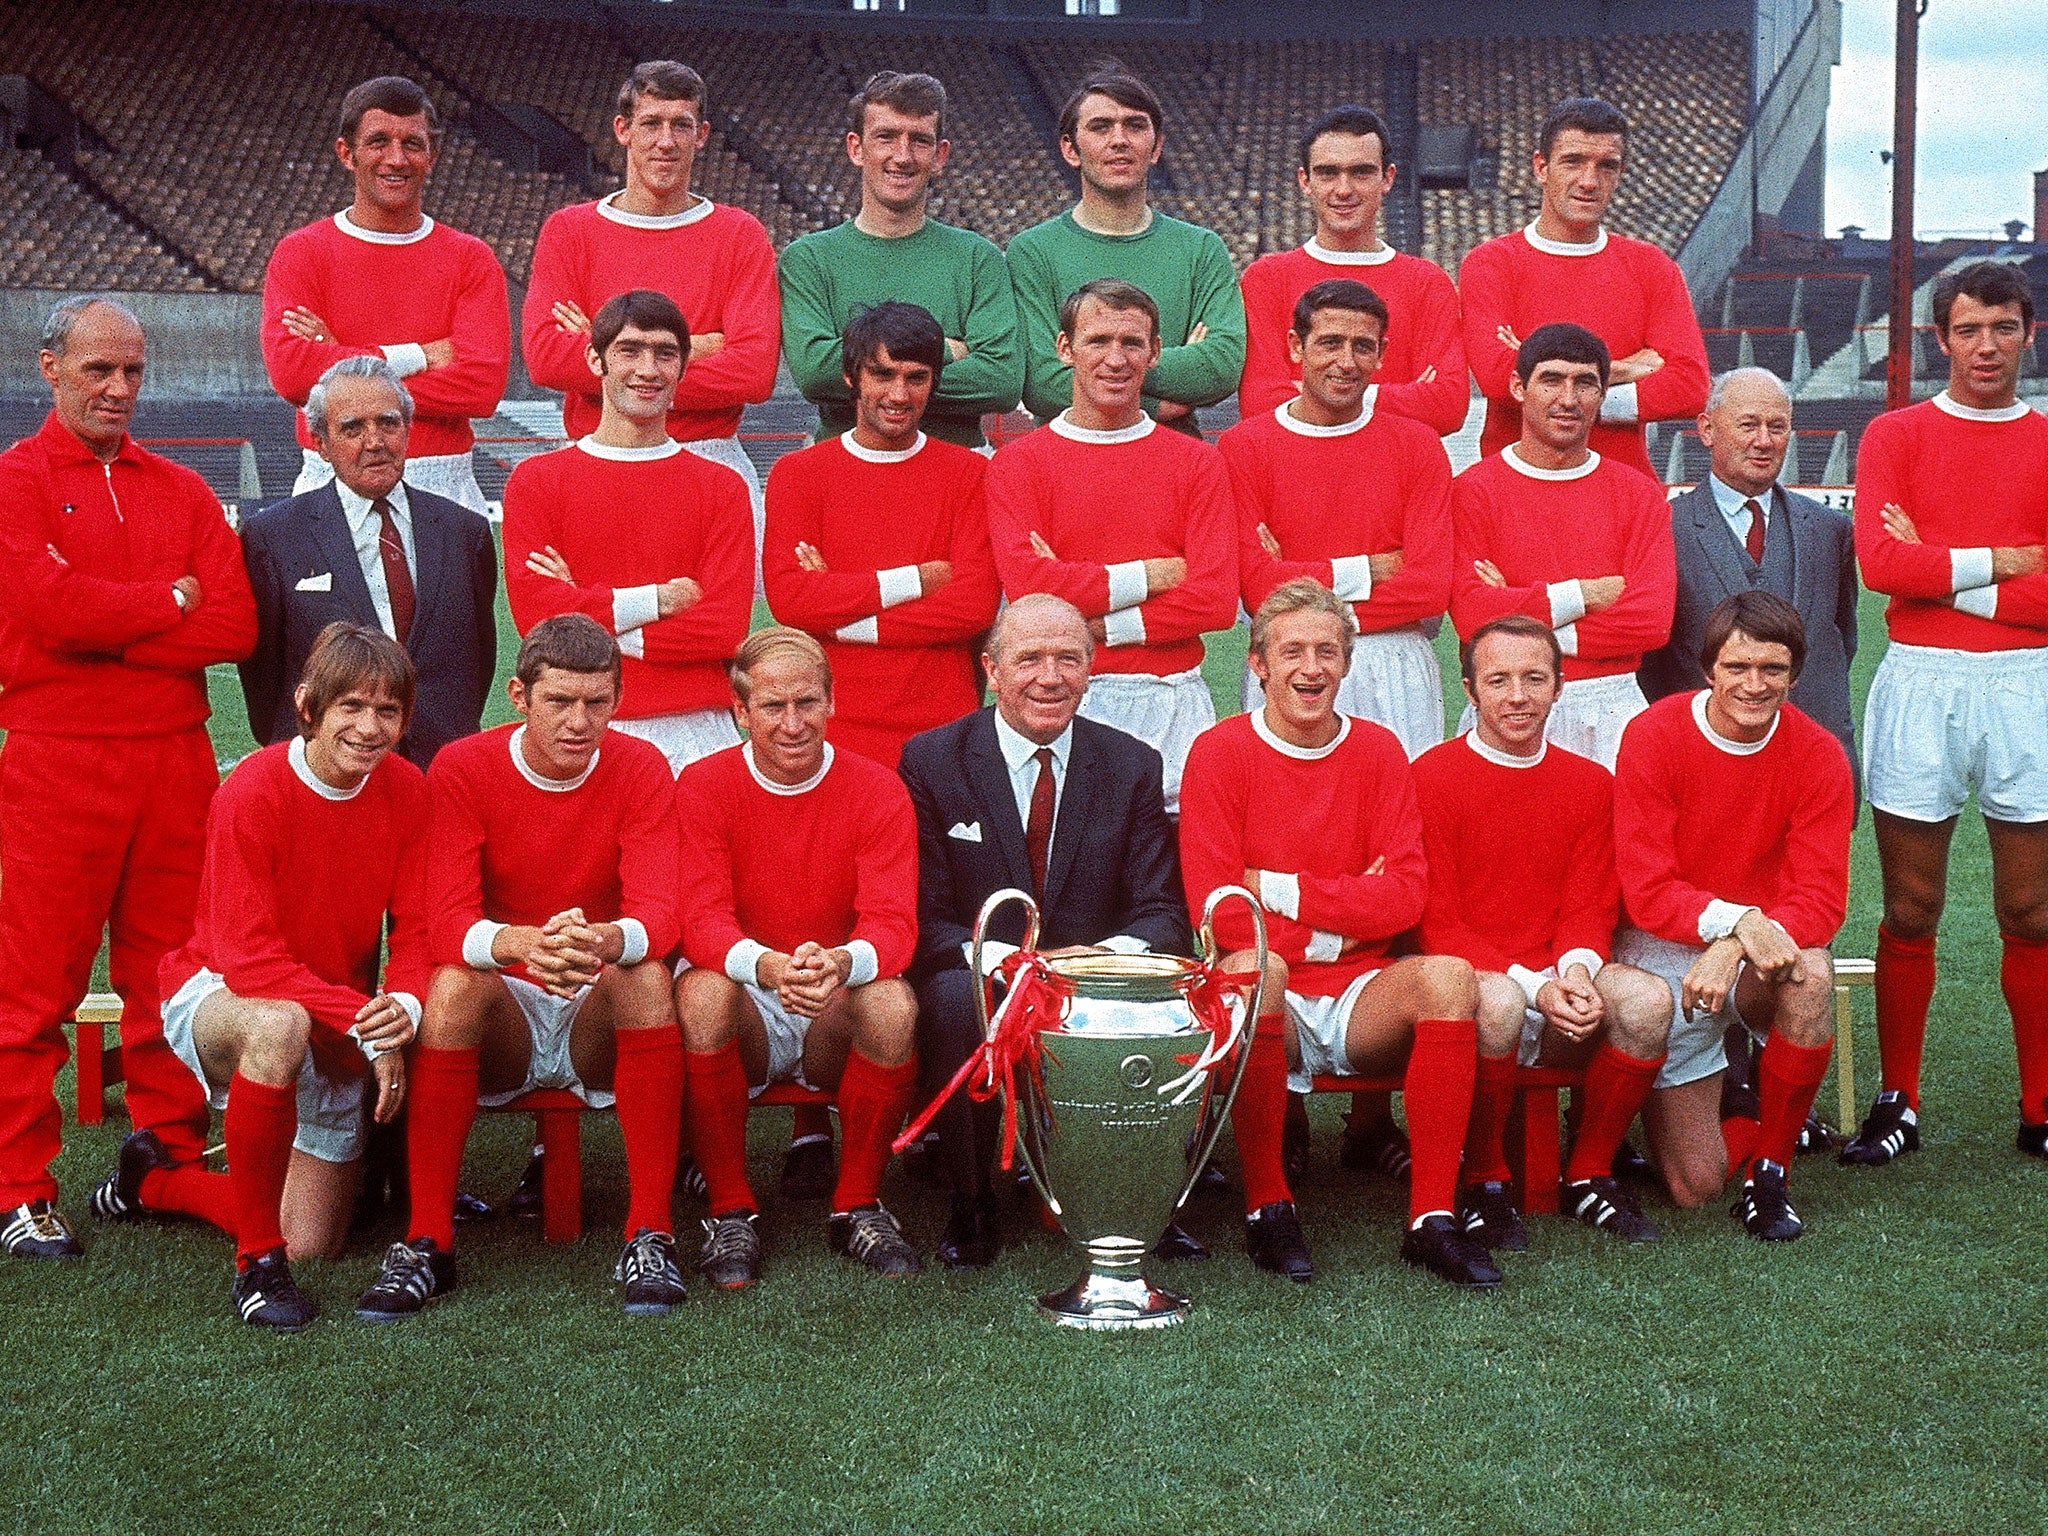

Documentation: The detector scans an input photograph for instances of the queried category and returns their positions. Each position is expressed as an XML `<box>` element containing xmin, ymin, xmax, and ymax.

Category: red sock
<box><xmin>140</xmin><ymin>1164</ymin><xmax>235</xmax><ymax>1234</ymax></box>
<box><xmin>685</xmin><ymin>1044</ymin><xmax>756</xmax><ymax>1214</ymax></box>
<box><xmin>223</xmin><ymin>1074</ymin><xmax>297</xmax><ymax>1262</ymax></box>
<box><xmin>831</xmin><ymin>1050</ymin><xmax>918</xmax><ymax>1212</ymax></box>
<box><xmin>405</xmin><ymin>1046</ymin><xmax>478</xmax><ymax>1251</ymax></box>
<box><xmin>1565</xmin><ymin>1043</ymin><xmax>1664</xmax><ymax>1184</ymax></box>
<box><xmin>613</xmin><ymin>1025</ymin><xmax>684</xmax><ymax>1237</ymax></box>
<box><xmin>1721</xmin><ymin>1115</ymin><xmax>1760</xmax><ymax>1177</ymax></box>
<box><xmin>1405</xmin><ymin>1018</ymin><xmax>1478</xmax><ymax>1223</ymax></box>
<box><xmin>2002</xmin><ymin>935</ymin><xmax>2048</xmax><ymax>1124</ymax></box>
<box><xmin>1876</xmin><ymin>924</ymin><xmax>1936</xmax><ymax>1110</ymax></box>
<box><xmin>792</xmin><ymin>1102</ymin><xmax>833</xmax><ymax>1143</ymax></box>
<box><xmin>1756</xmin><ymin>1034</ymin><xmax>1833</xmax><ymax>1168</ymax></box>
<box><xmin>1233</xmin><ymin>1019</ymin><xmax>1291</xmax><ymax>1213</ymax></box>
<box><xmin>1463</xmin><ymin>1054</ymin><xmax>1517</xmax><ymax>1184</ymax></box>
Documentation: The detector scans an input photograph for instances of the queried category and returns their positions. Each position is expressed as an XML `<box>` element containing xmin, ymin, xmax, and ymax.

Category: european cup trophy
<box><xmin>901</xmin><ymin>884</ymin><xmax>1266</xmax><ymax>1330</ymax></box>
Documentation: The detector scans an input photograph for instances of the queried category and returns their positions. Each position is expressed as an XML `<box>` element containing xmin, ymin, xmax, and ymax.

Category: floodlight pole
<box><xmin>1886</xmin><ymin>0</ymin><xmax>1925</xmax><ymax>412</ymax></box>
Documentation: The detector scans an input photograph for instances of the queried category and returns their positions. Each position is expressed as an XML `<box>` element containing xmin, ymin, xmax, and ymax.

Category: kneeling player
<box><xmin>1614</xmin><ymin>592</ymin><xmax>1853</xmax><ymax>1239</ymax></box>
<box><xmin>356</xmin><ymin>615</ymin><xmax>688</xmax><ymax>1319</ymax></box>
<box><xmin>1414</xmin><ymin>615</ymin><xmax>1672</xmax><ymax>1250</ymax></box>
<box><xmin>115</xmin><ymin>625</ymin><xmax>427</xmax><ymax>1329</ymax></box>
<box><xmin>1179</xmin><ymin>579</ymin><xmax>1495</xmax><ymax>1287</ymax></box>
<box><xmin>675</xmin><ymin>629</ymin><xmax>921</xmax><ymax>1286</ymax></box>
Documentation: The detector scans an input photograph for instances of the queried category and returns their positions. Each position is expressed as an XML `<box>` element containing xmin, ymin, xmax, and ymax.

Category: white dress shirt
<box><xmin>333</xmin><ymin>479</ymin><xmax>416</xmax><ymax>641</ymax></box>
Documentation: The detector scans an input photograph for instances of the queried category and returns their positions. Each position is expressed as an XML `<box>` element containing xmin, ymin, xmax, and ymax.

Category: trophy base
<box><xmin>1035</xmin><ymin>1270</ymin><xmax>1189</xmax><ymax>1330</ymax></box>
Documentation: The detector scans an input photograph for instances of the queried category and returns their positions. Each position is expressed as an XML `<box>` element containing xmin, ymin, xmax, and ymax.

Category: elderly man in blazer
<box><xmin>240</xmin><ymin>356</ymin><xmax>497</xmax><ymax>769</ymax></box>
<box><xmin>1639</xmin><ymin>366</ymin><xmax>1858</xmax><ymax>773</ymax></box>
<box><xmin>899</xmin><ymin>592</ymin><xmax>1192</xmax><ymax>1268</ymax></box>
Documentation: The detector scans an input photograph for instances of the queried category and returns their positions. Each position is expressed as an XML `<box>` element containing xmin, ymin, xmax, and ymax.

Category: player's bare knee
<box><xmin>1600</xmin><ymin>967</ymin><xmax>1673</xmax><ymax>1057</ymax></box>
<box><xmin>1474</xmin><ymin>972</ymin><xmax>1525</xmax><ymax>1058</ymax></box>
<box><xmin>607</xmin><ymin>959</ymin><xmax>676</xmax><ymax>1031</ymax></box>
<box><xmin>240</xmin><ymin>999</ymin><xmax>312</xmax><ymax>1084</ymax></box>
<box><xmin>1880</xmin><ymin>889</ymin><xmax>1943</xmax><ymax>942</ymax></box>
<box><xmin>1771</xmin><ymin>953</ymin><xmax>1837</xmax><ymax>1047</ymax></box>
<box><xmin>675</xmin><ymin>966</ymin><xmax>742</xmax><ymax>1052</ymax></box>
<box><xmin>1662</xmin><ymin>1146</ymin><xmax>1727</xmax><ymax>1209</ymax></box>
<box><xmin>1414</xmin><ymin>954</ymin><xmax>1479</xmax><ymax>1019</ymax></box>
<box><xmin>421</xmin><ymin>965</ymin><xmax>497</xmax><ymax>1048</ymax></box>
<box><xmin>852</xmin><ymin>980</ymin><xmax>918</xmax><ymax>1066</ymax></box>
<box><xmin>1992</xmin><ymin>896</ymin><xmax>2048</xmax><ymax>946</ymax></box>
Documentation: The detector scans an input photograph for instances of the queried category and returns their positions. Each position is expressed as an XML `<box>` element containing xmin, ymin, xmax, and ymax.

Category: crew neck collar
<box><xmin>289</xmin><ymin>735</ymin><xmax>370</xmax><ymax>800</ymax></box>
<box><xmin>1464</xmin><ymin>730</ymin><xmax>1547</xmax><ymax>769</ymax></box>
<box><xmin>1049</xmin><ymin>412</ymin><xmax>1156</xmax><ymax>445</ymax></box>
<box><xmin>334</xmin><ymin>210</ymin><xmax>433</xmax><ymax>245</ymax></box>
<box><xmin>840</xmin><ymin>430</ymin><xmax>926</xmax><ymax>464</ymax></box>
<box><xmin>1523</xmin><ymin>222</ymin><xmax>1607</xmax><ymax>257</ymax></box>
<box><xmin>1250</xmin><ymin>707</ymin><xmax>1351</xmax><ymax>760</ymax></box>
<box><xmin>744</xmin><ymin>741</ymin><xmax>833</xmax><ymax>796</ymax></box>
<box><xmin>1503</xmin><ymin>444</ymin><xmax>1600</xmax><ymax>481</ymax></box>
<box><xmin>509</xmin><ymin>725</ymin><xmax>599</xmax><ymax>791</ymax></box>
<box><xmin>1932</xmin><ymin>390</ymin><xmax>2031</xmax><ymax>423</ymax></box>
<box><xmin>575</xmin><ymin>436</ymin><xmax>682</xmax><ymax>462</ymax></box>
<box><xmin>597</xmin><ymin>191</ymin><xmax>714</xmax><ymax>230</ymax></box>
<box><xmin>1691</xmin><ymin>689</ymin><xmax>1778</xmax><ymax>756</ymax></box>
<box><xmin>1277</xmin><ymin>399</ymin><xmax>1373</xmax><ymax>437</ymax></box>
<box><xmin>1304</xmin><ymin>237</ymin><xmax>1394</xmax><ymax>266</ymax></box>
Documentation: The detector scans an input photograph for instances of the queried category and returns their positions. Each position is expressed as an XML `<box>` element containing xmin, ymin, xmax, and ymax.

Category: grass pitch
<box><xmin>8</xmin><ymin>587</ymin><xmax>2047</xmax><ymax>1535</ymax></box>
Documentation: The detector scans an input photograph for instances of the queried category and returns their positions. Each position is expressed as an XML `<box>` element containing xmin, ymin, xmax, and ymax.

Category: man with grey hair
<box><xmin>0</xmin><ymin>297</ymin><xmax>256</xmax><ymax>1257</ymax></box>
<box><xmin>897</xmin><ymin>592</ymin><xmax>1192</xmax><ymax>1267</ymax></box>
<box><xmin>240</xmin><ymin>355</ymin><xmax>497</xmax><ymax>771</ymax></box>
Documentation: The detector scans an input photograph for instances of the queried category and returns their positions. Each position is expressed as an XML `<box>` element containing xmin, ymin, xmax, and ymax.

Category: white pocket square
<box><xmin>948</xmin><ymin>821</ymin><xmax>983</xmax><ymax>843</ymax></box>
<box><xmin>294</xmin><ymin>572</ymin><xmax>333</xmax><ymax>592</ymax></box>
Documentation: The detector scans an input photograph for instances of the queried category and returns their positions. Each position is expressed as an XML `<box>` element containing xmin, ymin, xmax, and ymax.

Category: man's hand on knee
<box><xmin>1733</xmin><ymin>909</ymin><xmax>1803</xmax><ymax>984</ymax></box>
<box><xmin>1681</xmin><ymin>938</ymin><xmax>1744</xmax><ymax>1020</ymax></box>
<box><xmin>1537</xmin><ymin>964</ymin><xmax>1604</xmax><ymax>1042</ymax></box>
<box><xmin>779</xmin><ymin>940</ymin><xmax>850</xmax><ymax>1019</ymax></box>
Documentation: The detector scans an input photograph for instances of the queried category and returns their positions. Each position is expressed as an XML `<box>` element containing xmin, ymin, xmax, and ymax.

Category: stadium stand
<box><xmin>0</xmin><ymin>144</ymin><xmax>205</xmax><ymax>291</ymax></box>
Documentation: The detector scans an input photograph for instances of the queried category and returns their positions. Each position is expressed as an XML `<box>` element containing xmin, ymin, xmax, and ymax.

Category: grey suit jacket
<box><xmin>1638</xmin><ymin>481</ymin><xmax>1859</xmax><ymax>770</ymax></box>
<box><xmin>238</xmin><ymin>480</ymin><xmax>498</xmax><ymax>769</ymax></box>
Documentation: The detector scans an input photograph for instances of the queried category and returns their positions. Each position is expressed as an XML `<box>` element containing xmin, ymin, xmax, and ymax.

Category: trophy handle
<box><xmin>969</xmin><ymin>887</ymin><xmax>1040</xmax><ymax>1044</ymax></box>
<box><xmin>1176</xmin><ymin>883</ymin><xmax>1268</xmax><ymax>1207</ymax></box>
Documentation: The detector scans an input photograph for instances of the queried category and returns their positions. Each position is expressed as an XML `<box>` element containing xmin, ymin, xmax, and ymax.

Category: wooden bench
<box><xmin>67</xmin><ymin>993</ymin><xmax>125</xmax><ymax>1126</ymax></box>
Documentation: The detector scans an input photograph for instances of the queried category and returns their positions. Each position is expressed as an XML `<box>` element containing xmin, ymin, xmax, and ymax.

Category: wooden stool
<box><xmin>68</xmin><ymin>993</ymin><xmax>125</xmax><ymax>1126</ymax></box>
<box><xmin>1832</xmin><ymin>955</ymin><xmax>1873</xmax><ymax>1132</ymax></box>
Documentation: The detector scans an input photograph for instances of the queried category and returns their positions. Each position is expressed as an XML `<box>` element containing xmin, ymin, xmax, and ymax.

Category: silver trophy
<box><xmin>971</xmin><ymin>886</ymin><xmax>1267</xmax><ymax>1329</ymax></box>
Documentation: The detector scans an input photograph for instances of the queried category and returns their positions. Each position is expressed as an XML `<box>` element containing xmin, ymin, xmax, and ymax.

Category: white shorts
<box><xmin>1078</xmin><ymin>667</ymin><xmax>1215</xmax><ymax>816</ymax></box>
<box><xmin>1863</xmin><ymin>642</ymin><xmax>2048</xmax><ymax>824</ymax></box>
<box><xmin>680</xmin><ymin>435</ymin><xmax>766</xmax><ymax>597</ymax></box>
<box><xmin>162</xmin><ymin>968</ymin><xmax>366</xmax><ymax>1164</ymax></box>
<box><xmin>1613</xmin><ymin>927</ymin><xmax>1745</xmax><ymax>1090</ymax></box>
<box><xmin>1282</xmin><ymin>970</ymin><xmax>1380</xmax><ymax>1094</ymax></box>
<box><xmin>296</xmin><ymin>448</ymin><xmax>488</xmax><ymax>517</ymax></box>
<box><xmin>477</xmin><ymin>975</ymin><xmax>612</xmax><ymax>1110</ymax></box>
<box><xmin>610</xmin><ymin>708</ymin><xmax>741</xmax><ymax>776</ymax></box>
<box><xmin>674</xmin><ymin>958</ymin><xmax>820</xmax><ymax>1097</ymax></box>
<box><xmin>1457</xmin><ymin>670</ymin><xmax>1645</xmax><ymax>771</ymax></box>
<box><xmin>1244</xmin><ymin>627</ymin><xmax>1443</xmax><ymax>761</ymax></box>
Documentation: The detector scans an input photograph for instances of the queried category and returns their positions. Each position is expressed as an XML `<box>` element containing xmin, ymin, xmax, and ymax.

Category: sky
<box><xmin>1825</xmin><ymin>0</ymin><xmax>2048</xmax><ymax>239</ymax></box>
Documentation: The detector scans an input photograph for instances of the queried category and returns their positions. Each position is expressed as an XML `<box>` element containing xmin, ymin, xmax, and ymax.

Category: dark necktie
<box><xmin>1743</xmin><ymin>498</ymin><xmax>1766</xmax><ymax>565</ymax></box>
<box><xmin>374</xmin><ymin>496</ymin><xmax>415</xmax><ymax>641</ymax></box>
<box><xmin>1026</xmin><ymin>748</ymin><xmax>1055</xmax><ymax>898</ymax></box>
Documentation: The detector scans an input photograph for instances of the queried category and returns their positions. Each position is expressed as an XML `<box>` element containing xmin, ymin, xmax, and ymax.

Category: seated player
<box><xmin>101</xmin><ymin>624</ymin><xmax>428</xmax><ymax>1329</ymax></box>
<box><xmin>1179</xmin><ymin>578</ymin><xmax>1496</xmax><ymax>1288</ymax></box>
<box><xmin>1413</xmin><ymin>615</ymin><xmax>1672</xmax><ymax>1251</ymax></box>
<box><xmin>355</xmin><ymin>615</ymin><xmax>688</xmax><ymax>1319</ymax></box>
<box><xmin>763</xmin><ymin>300</ymin><xmax>1000</xmax><ymax>769</ymax></box>
<box><xmin>675</xmin><ymin>628</ymin><xmax>921</xmax><ymax>1286</ymax></box>
<box><xmin>1613</xmin><ymin>592</ymin><xmax>1854</xmax><ymax>1240</ymax></box>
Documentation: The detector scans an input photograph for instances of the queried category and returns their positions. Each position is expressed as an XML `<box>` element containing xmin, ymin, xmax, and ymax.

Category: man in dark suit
<box><xmin>899</xmin><ymin>592</ymin><xmax>1191</xmax><ymax>1267</ymax></box>
<box><xmin>240</xmin><ymin>356</ymin><xmax>497</xmax><ymax>770</ymax></box>
<box><xmin>1638</xmin><ymin>366</ymin><xmax>1858</xmax><ymax>774</ymax></box>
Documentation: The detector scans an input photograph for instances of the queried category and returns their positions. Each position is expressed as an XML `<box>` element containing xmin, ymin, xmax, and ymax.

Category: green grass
<box><xmin>21</xmin><ymin>584</ymin><xmax>2048</xmax><ymax>1533</ymax></box>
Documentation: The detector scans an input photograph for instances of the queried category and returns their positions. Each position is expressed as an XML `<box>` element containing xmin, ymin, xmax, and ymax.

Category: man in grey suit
<box><xmin>240</xmin><ymin>357</ymin><xmax>497</xmax><ymax>769</ymax></box>
<box><xmin>1638</xmin><ymin>366</ymin><xmax>1858</xmax><ymax>771</ymax></box>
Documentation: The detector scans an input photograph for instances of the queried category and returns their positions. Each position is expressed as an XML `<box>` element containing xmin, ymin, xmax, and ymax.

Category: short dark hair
<box><xmin>296</xmin><ymin>622</ymin><xmax>415</xmax><ymax>739</ymax></box>
<box><xmin>1058</xmin><ymin>63</ymin><xmax>1162</xmax><ymax>144</ymax></box>
<box><xmin>616</xmin><ymin>61</ymin><xmax>706</xmax><ymax>121</ymax></box>
<box><xmin>1297</xmin><ymin>106</ymin><xmax>1392</xmax><ymax>174</ymax></box>
<box><xmin>848</xmin><ymin>70</ymin><xmax>947</xmax><ymax>140</ymax></box>
<box><xmin>1058</xmin><ymin>277</ymin><xmax>1159</xmax><ymax>343</ymax></box>
<box><xmin>1932</xmin><ymin>260</ymin><xmax>2035</xmax><ymax>339</ymax></box>
<box><xmin>1292</xmin><ymin>279</ymin><xmax>1388</xmax><ymax>340</ymax></box>
<box><xmin>1538</xmin><ymin>96</ymin><xmax>1629</xmax><ymax>160</ymax></box>
<box><xmin>1515</xmin><ymin>322</ymin><xmax>1610</xmax><ymax>386</ymax></box>
<box><xmin>841</xmin><ymin>301</ymin><xmax>946</xmax><ymax>385</ymax></box>
<box><xmin>515</xmin><ymin>614</ymin><xmax>622</xmax><ymax>691</ymax></box>
<box><xmin>339</xmin><ymin>77</ymin><xmax>439</xmax><ymax>147</ymax></box>
<box><xmin>590</xmin><ymin>289</ymin><xmax>690</xmax><ymax>360</ymax></box>
<box><xmin>1700</xmin><ymin>590</ymin><xmax>1806</xmax><ymax>682</ymax></box>
<box><xmin>1460</xmin><ymin>614</ymin><xmax>1562</xmax><ymax>688</ymax></box>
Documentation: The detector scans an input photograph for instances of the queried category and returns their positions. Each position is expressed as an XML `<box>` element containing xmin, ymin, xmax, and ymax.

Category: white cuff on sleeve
<box><xmin>875</xmin><ymin>566</ymin><xmax>922</xmax><ymax>610</ymax></box>
<box><xmin>1557</xmin><ymin>947</ymin><xmax>1606</xmax><ymax>981</ymax></box>
<box><xmin>612</xmin><ymin>584</ymin><xmax>661</xmax><ymax>636</ymax></box>
<box><xmin>1100</xmin><ymin>606</ymin><xmax>1147</xmax><ymax>648</ymax></box>
<box><xmin>1548</xmin><ymin>580</ymin><xmax>1588</xmax><ymax>628</ymax></box>
<box><xmin>1304</xmin><ymin>930</ymin><xmax>1344</xmax><ymax>964</ymax></box>
<box><xmin>1100</xmin><ymin>934</ymin><xmax>1150</xmax><ymax>954</ymax></box>
<box><xmin>844</xmin><ymin>940</ymin><xmax>880</xmax><ymax>987</ymax></box>
<box><xmin>1953</xmin><ymin>584</ymin><xmax>2000</xmax><ymax>620</ymax></box>
<box><xmin>1258</xmin><ymin>870</ymin><xmax>1302</xmax><ymax>922</ymax></box>
<box><xmin>1598</xmin><ymin>381</ymin><xmax>1640</xmax><ymax>425</ymax></box>
<box><xmin>1555</xmin><ymin>622</ymin><xmax>1579</xmax><ymax>657</ymax></box>
<box><xmin>1328</xmin><ymin>554</ymin><xmax>1374</xmax><ymax>602</ymax></box>
<box><xmin>1698</xmin><ymin>901</ymin><xmax>1757</xmax><ymax>944</ymax></box>
<box><xmin>967</xmin><ymin>939</ymin><xmax>1018</xmax><ymax>974</ymax></box>
<box><xmin>1105</xmin><ymin>559</ymin><xmax>1150</xmax><ymax>613</ymax></box>
<box><xmin>1507</xmin><ymin>964</ymin><xmax>1552</xmax><ymax>1009</ymax></box>
<box><xmin>1951</xmin><ymin>547</ymin><xmax>1995</xmax><ymax>593</ymax></box>
<box><xmin>725</xmin><ymin>939</ymin><xmax>770</xmax><ymax>986</ymax></box>
<box><xmin>381</xmin><ymin>342</ymin><xmax>429</xmax><ymax>377</ymax></box>
<box><xmin>834</xmin><ymin>616</ymin><xmax>880</xmax><ymax>644</ymax></box>
<box><xmin>615</xmin><ymin>918</ymin><xmax>649</xmax><ymax>967</ymax></box>
<box><xmin>390</xmin><ymin>992</ymin><xmax>423</xmax><ymax>1032</ymax></box>
<box><xmin>462</xmin><ymin>920</ymin><xmax>507</xmax><ymax>970</ymax></box>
